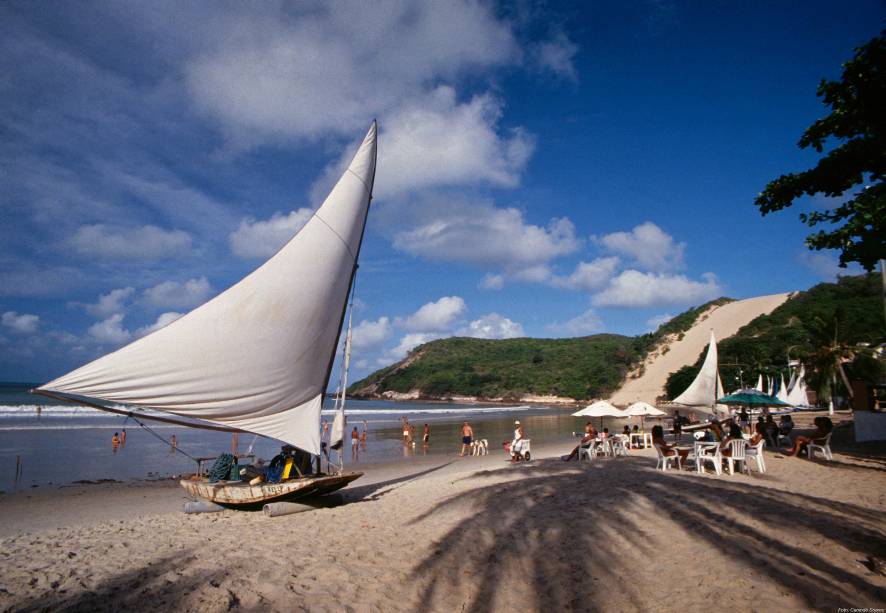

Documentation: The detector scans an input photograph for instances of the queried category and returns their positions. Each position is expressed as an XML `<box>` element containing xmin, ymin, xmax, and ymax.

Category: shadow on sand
<box><xmin>408</xmin><ymin>456</ymin><xmax>886</xmax><ymax>612</ymax></box>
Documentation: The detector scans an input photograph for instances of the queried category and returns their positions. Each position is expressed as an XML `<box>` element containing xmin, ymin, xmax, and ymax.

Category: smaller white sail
<box><xmin>754</xmin><ymin>375</ymin><xmax>764</xmax><ymax>392</ymax></box>
<box><xmin>673</xmin><ymin>331</ymin><xmax>725</xmax><ymax>413</ymax></box>
<box><xmin>786</xmin><ymin>365</ymin><xmax>809</xmax><ymax>407</ymax></box>
<box><xmin>786</xmin><ymin>368</ymin><xmax>798</xmax><ymax>393</ymax></box>
<box><xmin>776</xmin><ymin>374</ymin><xmax>790</xmax><ymax>404</ymax></box>
<box><xmin>329</xmin><ymin>308</ymin><xmax>354</xmax><ymax>453</ymax></box>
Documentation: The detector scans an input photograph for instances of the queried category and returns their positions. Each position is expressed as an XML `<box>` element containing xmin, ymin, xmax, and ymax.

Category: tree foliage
<box><xmin>755</xmin><ymin>30</ymin><xmax>886</xmax><ymax>270</ymax></box>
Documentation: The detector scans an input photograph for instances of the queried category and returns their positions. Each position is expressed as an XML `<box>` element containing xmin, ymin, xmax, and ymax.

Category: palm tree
<box><xmin>806</xmin><ymin>315</ymin><xmax>856</xmax><ymax>414</ymax></box>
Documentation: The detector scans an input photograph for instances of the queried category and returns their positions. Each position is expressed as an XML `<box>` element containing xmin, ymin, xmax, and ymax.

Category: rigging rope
<box><xmin>123</xmin><ymin>413</ymin><xmax>200</xmax><ymax>463</ymax></box>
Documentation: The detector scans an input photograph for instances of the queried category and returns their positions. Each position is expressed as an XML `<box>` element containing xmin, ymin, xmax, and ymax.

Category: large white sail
<box><xmin>37</xmin><ymin>122</ymin><xmax>378</xmax><ymax>455</ymax></box>
<box><xmin>673</xmin><ymin>330</ymin><xmax>725</xmax><ymax>413</ymax></box>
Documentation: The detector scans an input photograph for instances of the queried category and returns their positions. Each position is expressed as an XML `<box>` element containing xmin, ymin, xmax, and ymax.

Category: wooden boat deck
<box><xmin>180</xmin><ymin>471</ymin><xmax>362</xmax><ymax>508</ymax></box>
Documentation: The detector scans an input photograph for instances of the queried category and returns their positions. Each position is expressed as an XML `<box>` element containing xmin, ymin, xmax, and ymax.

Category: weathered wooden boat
<box><xmin>31</xmin><ymin>122</ymin><xmax>379</xmax><ymax>506</ymax></box>
<box><xmin>180</xmin><ymin>471</ymin><xmax>363</xmax><ymax>508</ymax></box>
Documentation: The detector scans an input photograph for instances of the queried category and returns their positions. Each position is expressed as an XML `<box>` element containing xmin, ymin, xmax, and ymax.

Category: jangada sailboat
<box><xmin>671</xmin><ymin>330</ymin><xmax>727</xmax><ymax>417</ymax></box>
<box><xmin>32</xmin><ymin>121</ymin><xmax>378</xmax><ymax>507</ymax></box>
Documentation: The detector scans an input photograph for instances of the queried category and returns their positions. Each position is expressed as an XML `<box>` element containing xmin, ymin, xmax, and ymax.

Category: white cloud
<box><xmin>229</xmin><ymin>209</ymin><xmax>314</xmax><ymax>259</ymax></box>
<box><xmin>1</xmin><ymin>311</ymin><xmax>40</xmax><ymax>334</ymax></box>
<box><xmin>69</xmin><ymin>224</ymin><xmax>192</xmax><ymax>260</ymax></box>
<box><xmin>512</xmin><ymin>265</ymin><xmax>553</xmax><ymax>284</ymax></box>
<box><xmin>310</xmin><ymin>88</ymin><xmax>534</xmax><ymax>203</ymax></box>
<box><xmin>388</xmin><ymin>332</ymin><xmax>441</xmax><ymax>361</ymax></box>
<box><xmin>480</xmin><ymin>274</ymin><xmax>505</xmax><ymax>290</ymax></box>
<box><xmin>351</xmin><ymin>317</ymin><xmax>392</xmax><ymax>352</ymax></box>
<box><xmin>546</xmin><ymin>309</ymin><xmax>604</xmax><ymax>337</ymax></box>
<box><xmin>183</xmin><ymin>2</ymin><xmax>518</xmax><ymax>146</ymax></box>
<box><xmin>532</xmin><ymin>31</ymin><xmax>579</xmax><ymax>81</ymax></box>
<box><xmin>551</xmin><ymin>257</ymin><xmax>620</xmax><ymax>291</ymax></box>
<box><xmin>597</xmin><ymin>222</ymin><xmax>685</xmax><ymax>272</ymax></box>
<box><xmin>797</xmin><ymin>251</ymin><xmax>864</xmax><ymax>281</ymax></box>
<box><xmin>136</xmin><ymin>312</ymin><xmax>183</xmax><ymax>337</ymax></box>
<box><xmin>400</xmin><ymin>296</ymin><xmax>466</xmax><ymax>333</ymax></box>
<box><xmin>646</xmin><ymin>313</ymin><xmax>675</xmax><ymax>331</ymax></box>
<box><xmin>458</xmin><ymin>313</ymin><xmax>524</xmax><ymax>339</ymax></box>
<box><xmin>84</xmin><ymin>287</ymin><xmax>135</xmax><ymax>319</ymax></box>
<box><xmin>374</xmin><ymin>88</ymin><xmax>534</xmax><ymax>198</ymax></box>
<box><xmin>592</xmin><ymin>271</ymin><xmax>722</xmax><ymax>308</ymax></box>
<box><xmin>392</xmin><ymin>197</ymin><xmax>581</xmax><ymax>269</ymax></box>
<box><xmin>88</xmin><ymin>313</ymin><xmax>131</xmax><ymax>345</ymax></box>
<box><xmin>143</xmin><ymin>277</ymin><xmax>213</xmax><ymax>310</ymax></box>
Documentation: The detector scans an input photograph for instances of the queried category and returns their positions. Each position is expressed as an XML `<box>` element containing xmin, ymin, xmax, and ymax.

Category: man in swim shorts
<box><xmin>460</xmin><ymin>421</ymin><xmax>474</xmax><ymax>456</ymax></box>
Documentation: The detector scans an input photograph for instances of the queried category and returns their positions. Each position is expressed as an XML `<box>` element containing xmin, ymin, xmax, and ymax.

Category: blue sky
<box><xmin>1</xmin><ymin>1</ymin><xmax>882</xmax><ymax>383</ymax></box>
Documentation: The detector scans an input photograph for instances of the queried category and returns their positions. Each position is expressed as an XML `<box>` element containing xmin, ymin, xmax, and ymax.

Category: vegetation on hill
<box><xmin>349</xmin><ymin>335</ymin><xmax>647</xmax><ymax>401</ymax></box>
<box><xmin>349</xmin><ymin>298</ymin><xmax>735</xmax><ymax>401</ymax></box>
<box><xmin>665</xmin><ymin>274</ymin><xmax>885</xmax><ymax>401</ymax></box>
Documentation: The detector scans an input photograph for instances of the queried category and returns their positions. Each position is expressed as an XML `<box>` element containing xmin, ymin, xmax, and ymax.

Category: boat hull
<box><xmin>180</xmin><ymin>471</ymin><xmax>363</xmax><ymax>508</ymax></box>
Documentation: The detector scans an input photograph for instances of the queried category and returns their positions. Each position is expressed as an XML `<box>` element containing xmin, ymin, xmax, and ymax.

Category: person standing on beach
<box><xmin>120</xmin><ymin>429</ymin><xmax>127</xmax><ymax>447</ymax></box>
<box><xmin>673</xmin><ymin>411</ymin><xmax>683</xmax><ymax>441</ymax></box>
<box><xmin>170</xmin><ymin>434</ymin><xmax>177</xmax><ymax>451</ymax></box>
<box><xmin>36</xmin><ymin>405</ymin><xmax>42</xmax><ymax>419</ymax></box>
<box><xmin>460</xmin><ymin>422</ymin><xmax>473</xmax><ymax>456</ymax></box>
<box><xmin>402</xmin><ymin>417</ymin><xmax>411</xmax><ymax>444</ymax></box>
<box><xmin>112</xmin><ymin>432</ymin><xmax>120</xmax><ymax>452</ymax></box>
<box><xmin>360</xmin><ymin>421</ymin><xmax>367</xmax><ymax>448</ymax></box>
<box><xmin>320</xmin><ymin>420</ymin><xmax>330</xmax><ymax>460</ymax></box>
<box><xmin>351</xmin><ymin>426</ymin><xmax>360</xmax><ymax>460</ymax></box>
<box><xmin>422</xmin><ymin>423</ymin><xmax>430</xmax><ymax>445</ymax></box>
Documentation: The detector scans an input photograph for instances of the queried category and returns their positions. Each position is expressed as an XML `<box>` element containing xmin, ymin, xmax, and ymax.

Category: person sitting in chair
<box><xmin>783</xmin><ymin>416</ymin><xmax>832</xmax><ymax>457</ymax></box>
<box><xmin>652</xmin><ymin>425</ymin><xmax>689</xmax><ymax>467</ymax></box>
<box><xmin>719</xmin><ymin>422</ymin><xmax>745</xmax><ymax>458</ymax></box>
<box><xmin>562</xmin><ymin>422</ymin><xmax>596</xmax><ymax>461</ymax></box>
<box><xmin>778</xmin><ymin>415</ymin><xmax>794</xmax><ymax>439</ymax></box>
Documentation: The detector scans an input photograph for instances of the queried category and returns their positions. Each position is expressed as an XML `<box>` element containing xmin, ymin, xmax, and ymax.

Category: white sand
<box><xmin>0</xmin><ymin>413</ymin><xmax>884</xmax><ymax>612</ymax></box>
<box><xmin>610</xmin><ymin>293</ymin><xmax>792</xmax><ymax>407</ymax></box>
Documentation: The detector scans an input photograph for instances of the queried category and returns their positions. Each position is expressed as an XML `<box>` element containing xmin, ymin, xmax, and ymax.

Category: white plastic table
<box><xmin>630</xmin><ymin>432</ymin><xmax>653</xmax><ymax>449</ymax></box>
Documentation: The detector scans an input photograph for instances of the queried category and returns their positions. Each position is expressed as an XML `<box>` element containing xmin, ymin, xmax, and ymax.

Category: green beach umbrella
<box><xmin>717</xmin><ymin>388</ymin><xmax>791</xmax><ymax>408</ymax></box>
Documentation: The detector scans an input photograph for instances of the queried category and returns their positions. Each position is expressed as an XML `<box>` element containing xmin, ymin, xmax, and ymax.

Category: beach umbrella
<box><xmin>572</xmin><ymin>400</ymin><xmax>626</xmax><ymax>430</ymax></box>
<box><xmin>624</xmin><ymin>401</ymin><xmax>666</xmax><ymax>431</ymax></box>
<box><xmin>717</xmin><ymin>388</ymin><xmax>791</xmax><ymax>411</ymax></box>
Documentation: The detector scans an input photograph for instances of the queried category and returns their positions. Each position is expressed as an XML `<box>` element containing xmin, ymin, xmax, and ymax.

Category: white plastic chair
<box><xmin>653</xmin><ymin>444</ymin><xmax>681</xmax><ymax>471</ymax></box>
<box><xmin>807</xmin><ymin>432</ymin><xmax>833</xmax><ymax>460</ymax></box>
<box><xmin>745</xmin><ymin>439</ymin><xmax>766</xmax><ymax>473</ymax></box>
<box><xmin>695</xmin><ymin>443</ymin><xmax>722</xmax><ymax>475</ymax></box>
<box><xmin>610</xmin><ymin>435</ymin><xmax>629</xmax><ymax>457</ymax></box>
<box><xmin>724</xmin><ymin>439</ymin><xmax>749</xmax><ymax>475</ymax></box>
<box><xmin>595</xmin><ymin>438</ymin><xmax>611</xmax><ymax>458</ymax></box>
<box><xmin>577</xmin><ymin>440</ymin><xmax>594</xmax><ymax>461</ymax></box>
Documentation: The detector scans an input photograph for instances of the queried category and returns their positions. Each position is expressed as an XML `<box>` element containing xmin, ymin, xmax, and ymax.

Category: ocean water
<box><xmin>0</xmin><ymin>383</ymin><xmax>628</xmax><ymax>491</ymax></box>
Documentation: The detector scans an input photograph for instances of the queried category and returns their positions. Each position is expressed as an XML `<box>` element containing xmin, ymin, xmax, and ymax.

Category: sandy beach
<box><xmin>0</xmin><ymin>411</ymin><xmax>883</xmax><ymax>612</ymax></box>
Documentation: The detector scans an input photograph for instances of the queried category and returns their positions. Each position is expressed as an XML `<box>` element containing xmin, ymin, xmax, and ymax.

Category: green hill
<box><xmin>349</xmin><ymin>297</ymin><xmax>733</xmax><ymax>402</ymax></box>
<box><xmin>664</xmin><ymin>273</ymin><xmax>885</xmax><ymax>399</ymax></box>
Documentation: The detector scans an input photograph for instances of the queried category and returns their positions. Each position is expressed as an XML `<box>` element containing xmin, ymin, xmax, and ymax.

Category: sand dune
<box><xmin>609</xmin><ymin>293</ymin><xmax>792</xmax><ymax>407</ymax></box>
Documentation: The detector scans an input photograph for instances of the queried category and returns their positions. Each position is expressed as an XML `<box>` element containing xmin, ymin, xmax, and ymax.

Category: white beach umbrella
<box><xmin>624</xmin><ymin>401</ymin><xmax>666</xmax><ymax>431</ymax></box>
<box><xmin>572</xmin><ymin>400</ymin><xmax>626</xmax><ymax>430</ymax></box>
